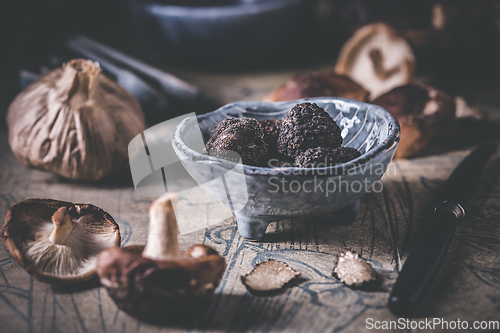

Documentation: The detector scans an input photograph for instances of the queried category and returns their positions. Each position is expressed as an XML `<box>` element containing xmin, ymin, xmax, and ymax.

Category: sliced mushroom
<box><xmin>264</xmin><ymin>72</ymin><xmax>368</xmax><ymax>102</ymax></box>
<box><xmin>96</xmin><ymin>193</ymin><xmax>225</xmax><ymax>323</ymax></box>
<box><xmin>335</xmin><ymin>23</ymin><xmax>415</xmax><ymax>100</ymax></box>
<box><xmin>372</xmin><ymin>84</ymin><xmax>456</xmax><ymax>158</ymax></box>
<box><xmin>241</xmin><ymin>259</ymin><xmax>300</xmax><ymax>294</ymax></box>
<box><xmin>333</xmin><ymin>250</ymin><xmax>376</xmax><ymax>287</ymax></box>
<box><xmin>1</xmin><ymin>199</ymin><xmax>120</xmax><ymax>285</ymax></box>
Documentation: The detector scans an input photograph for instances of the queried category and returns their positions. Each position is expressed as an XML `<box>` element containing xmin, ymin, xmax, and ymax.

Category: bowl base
<box><xmin>236</xmin><ymin>200</ymin><xmax>360</xmax><ymax>240</ymax></box>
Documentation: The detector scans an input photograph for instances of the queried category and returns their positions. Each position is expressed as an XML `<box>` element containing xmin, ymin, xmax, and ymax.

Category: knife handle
<box><xmin>388</xmin><ymin>201</ymin><xmax>465</xmax><ymax>318</ymax></box>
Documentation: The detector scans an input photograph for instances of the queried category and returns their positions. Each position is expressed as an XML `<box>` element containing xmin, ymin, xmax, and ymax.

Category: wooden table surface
<box><xmin>1</xmin><ymin>65</ymin><xmax>500</xmax><ymax>333</ymax></box>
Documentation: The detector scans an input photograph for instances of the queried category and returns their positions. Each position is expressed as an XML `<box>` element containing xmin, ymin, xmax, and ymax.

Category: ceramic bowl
<box><xmin>128</xmin><ymin>0</ymin><xmax>312</xmax><ymax>64</ymax></box>
<box><xmin>172</xmin><ymin>98</ymin><xmax>400</xmax><ymax>240</ymax></box>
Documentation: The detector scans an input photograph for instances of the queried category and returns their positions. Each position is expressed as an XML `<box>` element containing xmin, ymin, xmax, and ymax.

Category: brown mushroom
<box><xmin>372</xmin><ymin>84</ymin><xmax>456</xmax><ymax>158</ymax></box>
<box><xmin>1</xmin><ymin>199</ymin><xmax>120</xmax><ymax>285</ymax></box>
<box><xmin>96</xmin><ymin>193</ymin><xmax>225</xmax><ymax>323</ymax></box>
<box><xmin>335</xmin><ymin>23</ymin><xmax>415</xmax><ymax>100</ymax></box>
<box><xmin>264</xmin><ymin>72</ymin><xmax>368</xmax><ymax>102</ymax></box>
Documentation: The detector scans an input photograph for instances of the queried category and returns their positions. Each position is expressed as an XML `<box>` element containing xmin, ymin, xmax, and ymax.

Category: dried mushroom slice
<box><xmin>241</xmin><ymin>259</ymin><xmax>300</xmax><ymax>293</ymax></box>
<box><xmin>1</xmin><ymin>199</ymin><xmax>120</xmax><ymax>285</ymax></box>
<box><xmin>96</xmin><ymin>193</ymin><xmax>225</xmax><ymax>323</ymax></box>
<box><xmin>333</xmin><ymin>250</ymin><xmax>377</xmax><ymax>287</ymax></box>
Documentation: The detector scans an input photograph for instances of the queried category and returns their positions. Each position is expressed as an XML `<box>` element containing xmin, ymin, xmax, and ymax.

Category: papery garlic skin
<box><xmin>7</xmin><ymin>59</ymin><xmax>146</xmax><ymax>181</ymax></box>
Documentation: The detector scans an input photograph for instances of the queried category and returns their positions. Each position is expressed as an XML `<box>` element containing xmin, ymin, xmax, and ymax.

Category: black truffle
<box><xmin>260</xmin><ymin>119</ymin><xmax>281</xmax><ymax>153</ymax></box>
<box><xmin>295</xmin><ymin>147</ymin><xmax>361</xmax><ymax>168</ymax></box>
<box><xmin>275</xmin><ymin>160</ymin><xmax>295</xmax><ymax>168</ymax></box>
<box><xmin>205</xmin><ymin>118</ymin><xmax>268</xmax><ymax>165</ymax></box>
<box><xmin>262</xmin><ymin>152</ymin><xmax>294</xmax><ymax>168</ymax></box>
<box><xmin>278</xmin><ymin>103</ymin><xmax>343</xmax><ymax>158</ymax></box>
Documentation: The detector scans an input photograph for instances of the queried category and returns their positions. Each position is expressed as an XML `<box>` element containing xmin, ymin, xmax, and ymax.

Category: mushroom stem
<box><xmin>49</xmin><ymin>207</ymin><xmax>74</xmax><ymax>245</ymax></box>
<box><xmin>142</xmin><ymin>193</ymin><xmax>180</xmax><ymax>261</ymax></box>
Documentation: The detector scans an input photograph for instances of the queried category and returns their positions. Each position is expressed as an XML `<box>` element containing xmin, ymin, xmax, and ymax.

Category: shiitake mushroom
<box><xmin>1</xmin><ymin>199</ymin><xmax>121</xmax><ymax>285</ymax></box>
<box><xmin>96</xmin><ymin>193</ymin><xmax>225</xmax><ymax>323</ymax></box>
<box><xmin>335</xmin><ymin>23</ymin><xmax>416</xmax><ymax>100</ymax></box>
<box><xmin>372</xmin><ymin>84</ymin><xmax>456</xmax><ymax>158</ymax></box>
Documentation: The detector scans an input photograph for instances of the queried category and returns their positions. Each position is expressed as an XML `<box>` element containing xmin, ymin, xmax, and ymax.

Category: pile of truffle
<box><xmin>205</xmin><ymin>102</ymin><xmax>361</xmax><ymax>168</ymax></box>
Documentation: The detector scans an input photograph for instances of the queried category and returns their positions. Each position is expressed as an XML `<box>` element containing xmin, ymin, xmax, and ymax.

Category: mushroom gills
<box><xmin>335</xmin><ymin>23</ymin><xmax>415</xmax><ymax>100</ymax></box>
<box><xmin>25</xmin><ymin>208</ymin><xmax>117</xmax><ymax>276</ymax></box>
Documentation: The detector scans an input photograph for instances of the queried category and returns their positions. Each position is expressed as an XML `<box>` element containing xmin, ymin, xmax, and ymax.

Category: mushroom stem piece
<box><xmin>142</xmin><ymin>194</ymin><xmax>180</xmax><ymax>260</ymax></box>
<box><xmin>49</xmin><ymin>207</ymin><xmax>75</xmax><ymax>245</ymax></box>
<box><xmin>96</xmin><ymin>192</ymin><xmax>226</xmax><ymax>323</ymax></box>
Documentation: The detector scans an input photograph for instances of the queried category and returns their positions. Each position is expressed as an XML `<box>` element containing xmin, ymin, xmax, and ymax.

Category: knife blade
<box><xmin>388</xmin><ymin>142</ymin><xmax>497</xmax><ymax>318</ymax></box>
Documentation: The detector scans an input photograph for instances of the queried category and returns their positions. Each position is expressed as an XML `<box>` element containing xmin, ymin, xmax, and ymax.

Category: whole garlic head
<box><xmin>7</xmin><ymin>59</ymin><xmax>146</xmax><ymax>181</ymax></box>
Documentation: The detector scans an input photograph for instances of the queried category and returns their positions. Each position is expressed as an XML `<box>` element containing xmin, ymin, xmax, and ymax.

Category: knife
<box><xmin>388</xmin><ymin>142</ymin><xmax>497</xmax><ymax>318</ymax></box>
<box><xmin>64</xmin><ymin>35</ymin><xmax>221</xmax><ymax>123</ymax></box>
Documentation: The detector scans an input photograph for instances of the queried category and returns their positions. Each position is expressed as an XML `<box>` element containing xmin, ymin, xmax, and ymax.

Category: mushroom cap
<box><xmin>372</xmin><ymin>84</ymin><xmax>456</xmax><ymax>158</ymax></box>
<box><xmin>96</xmin><ymin>244</ymin><xmax>225</xmax><ymax>323</ymax></box>
<box><xmin>1</xmin><ymin>199</ymin><xmax>121</xmax><ymax>285</ymax></box>
<box><xmin>335</xmin><ymin>23</ymin><xmax>415</xmax><ymax>100</ymax></box>
<box><xmin>264</xmin><ymin>72</ymin><xmax>368</xmax><ymax>102</ymax></box>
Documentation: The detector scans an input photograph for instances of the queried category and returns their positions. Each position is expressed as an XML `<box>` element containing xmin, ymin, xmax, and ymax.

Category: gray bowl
<box><xmin>172</xmin><ymin>98</ymin><xmax>400</xmax><ymax>240</ymax></box>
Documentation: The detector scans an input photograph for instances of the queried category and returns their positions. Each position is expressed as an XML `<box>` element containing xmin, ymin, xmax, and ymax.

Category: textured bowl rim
<box><xmin>172</xmin><ymin>97</ymin><xmax>400</xmax><ymax>176</ymax></box>
<box><xmin>131</xmin><ymin>0</ymin><xmax>308</xmax><ymax>17</ymax></box>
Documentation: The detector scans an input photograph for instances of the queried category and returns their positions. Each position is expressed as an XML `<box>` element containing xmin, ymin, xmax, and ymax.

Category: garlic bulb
<box><xmin>7</xmin><ymin>59</ymin><xmax>146</xmax><ymax>181</ymax></box>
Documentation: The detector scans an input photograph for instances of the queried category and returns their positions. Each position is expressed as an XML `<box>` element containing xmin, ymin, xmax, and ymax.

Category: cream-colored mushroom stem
<box><xmin>49</xmin><ymin>207</ymin><xmax>75</xmax><ymax>245</ymax></box>
<box><xmin>58</xmin><ymin>59</ymin><xmax>101</xmax><ymax>108</ymax></box>
<box><xmin>142</xmin><ymin>193</ymin><xmax>181</xmax><ymax>261</ymax></box>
